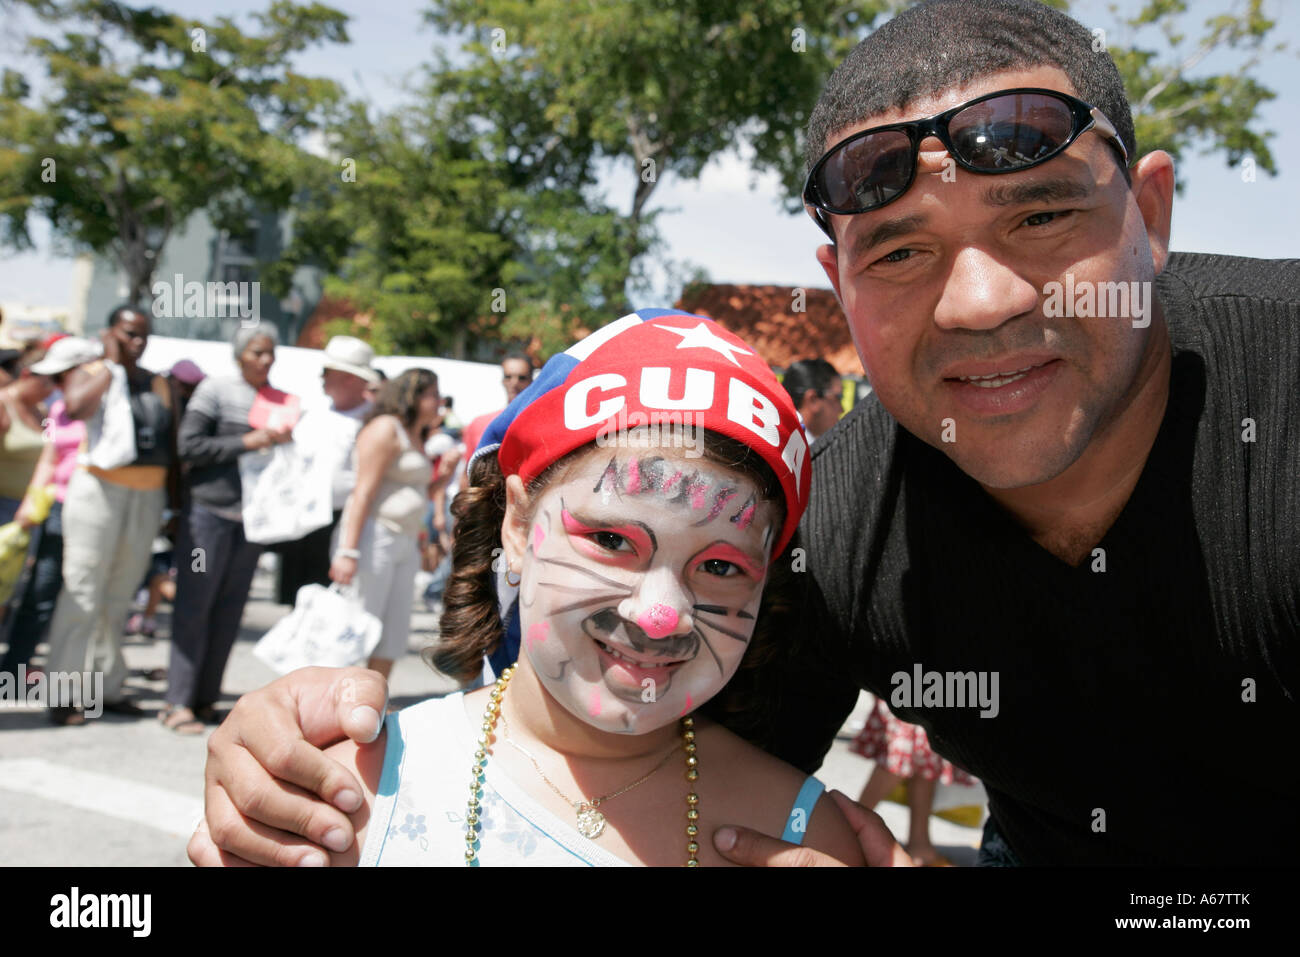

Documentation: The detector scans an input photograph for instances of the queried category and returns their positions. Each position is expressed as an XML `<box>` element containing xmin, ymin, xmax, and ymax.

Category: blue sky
<box><xmin>2</xmin><ymin>0</ymin><xmax>1297</xmax><ymax>313</ymax></box>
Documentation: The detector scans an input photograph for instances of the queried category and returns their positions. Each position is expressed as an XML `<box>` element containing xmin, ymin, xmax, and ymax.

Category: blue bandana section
<box><xmin>470</xmin><ymin>308</ymin><xmax>713</xmax><ymax>471</ymax></box>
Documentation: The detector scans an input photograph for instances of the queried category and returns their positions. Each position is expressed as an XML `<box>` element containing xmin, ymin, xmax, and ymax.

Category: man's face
<box><xmin>806</xmin><ymin>377</ymin><xmax>844</xmax><ymax>438</ymax></box>
<box><xmin>113</xmin><ymin>313</ymin><xmax>150</xmax><ymax>362</ymax></box>
<box><xmin>504</xmin><ymin>447</ymin><xmax>779</xmax><ymax>736</ymax></box>
<box><xmin>815</xmin><ymin>67</ymin><xmax>1172</xmax><ymax>489</ymax></box>
<box><xmin>322</xmin><ymin>368</ymin><xmax>370</xmax><ymax>411</ymax></box>
<box><xmin>501</xmin><ymin>358</ymin><xmax>533</xmax><ymax>403</ymax></box>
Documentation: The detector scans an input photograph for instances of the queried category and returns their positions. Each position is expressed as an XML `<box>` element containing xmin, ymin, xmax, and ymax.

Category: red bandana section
<box><xmin>498</xmin><ymin>315</ymin><xmax>811</xmax><ymax>554</ymax></box>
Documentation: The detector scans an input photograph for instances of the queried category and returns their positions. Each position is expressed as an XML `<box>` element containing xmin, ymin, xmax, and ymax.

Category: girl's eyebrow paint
<box><xmin>695</xmin><ymin>542</ymin><xmax>766</xmax><ymax>579</ymax></box>
<box><xmin>560</xmin><ymin>506</ymin><xmax>657</xmax><ymax>555</ymax></box>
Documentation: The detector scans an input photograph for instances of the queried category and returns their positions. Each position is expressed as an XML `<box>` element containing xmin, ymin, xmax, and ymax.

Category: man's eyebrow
<box><xmin>848</xmin><ymin>214</ymin><xmax>929</xmax><ymax>259</ymax></box>
<box><xmin>983</xmin><ymin>177</ymin><xmax>1093</xmax><ymax>207</ymax></box>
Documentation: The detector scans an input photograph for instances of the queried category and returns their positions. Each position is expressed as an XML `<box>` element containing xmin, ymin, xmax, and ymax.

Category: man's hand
<box><xmin>712</xmin><ymin>789</ymin><xmax>913</xmax><ymax>867</ymax></box>
<box><xmin>187</xmin><ymin>666</ymin><xmax>388</xmax><ymax>867</ymax></box>
<box><xmin>99</xmin><ymin>327</ymin><xmax>122</xmax><ymax>364</ymax></box>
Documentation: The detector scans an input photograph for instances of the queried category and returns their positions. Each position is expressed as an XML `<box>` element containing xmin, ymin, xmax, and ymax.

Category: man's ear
<box><xmin>1129</xmin><ymin>150</ymin><xmax>1175</xmax><ymax>277</ymax></box>
<box><xmin>501</xmin><ymin>473</ymin><xmax>531</xmax><ymax>570</ymax></box>
<box><xmin>815</xmin><ymin>242</ymin><xmax>845</xmax><ymax>310</ymax></box>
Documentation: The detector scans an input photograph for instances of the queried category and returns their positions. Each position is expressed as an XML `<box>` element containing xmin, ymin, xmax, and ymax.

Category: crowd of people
<box><xmin>0</xmin><ymin>311</ymin><xmax>523</xmax><ymax>732</ymax></box>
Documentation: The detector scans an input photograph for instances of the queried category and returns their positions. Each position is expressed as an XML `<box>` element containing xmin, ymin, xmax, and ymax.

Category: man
<box><xmin>459</xmin><ymin>352</ymin><xmax>534</xmax><ymax>462</ymax></box>
<box><xmin>43</xmin><ymin>305</ymin><xmax>178</xmax><ymax>723</ymax></box>
<box><xmin>189</xmin><ymin>0</ymin><xmax>1296</xmax><ymax>866</ymax></box>
<box><xmin>273</xmin><ymin>336</ymin><xmax>378</xmax><ymax>605</ymax></box>
<box><xmin>781</xmin><ymin>358</ymin><xmax>844</xmax><ymax>444</ymax></box>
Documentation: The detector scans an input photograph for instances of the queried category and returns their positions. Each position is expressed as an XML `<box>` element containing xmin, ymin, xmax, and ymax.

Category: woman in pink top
<box><xmin>1</xmin><ymin>338</ymin><xmax>94</xmax><ymax>676</ymax></box>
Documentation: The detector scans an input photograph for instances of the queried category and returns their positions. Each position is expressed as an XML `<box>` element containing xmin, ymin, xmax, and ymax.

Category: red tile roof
<box><xmin>675</xmin><ymin>283</ymin><xmax>864</xmax><ymax>377</ymax></box>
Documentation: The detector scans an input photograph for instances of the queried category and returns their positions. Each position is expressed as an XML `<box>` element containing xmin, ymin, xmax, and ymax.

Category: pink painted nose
<box><xmin>637</xmin><ymin>603</ymin><xmax>679</xmax><ymax>639</ymax></box>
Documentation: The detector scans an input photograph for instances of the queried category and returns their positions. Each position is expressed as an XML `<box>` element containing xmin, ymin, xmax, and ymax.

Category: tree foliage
<box><xmin>0</xmin><ymin>0</ymin><xmax>349</xmax><ymax>305</ymax></box>
<box><xmin>0</xmin><ymin>0</ymin><xmax>1285</xmax><ymax>359</ymax></box>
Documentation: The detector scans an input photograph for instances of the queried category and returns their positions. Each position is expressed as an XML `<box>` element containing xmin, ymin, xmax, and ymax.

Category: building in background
<box><xmin>78</xmin><ymin>208</ymin><xmax>323</xmax><ymax>345</ymax></box>
<box><xmin>675</xmin><ymin>282</ymin><xmax>871</xmax><ymax>409</ymax></box>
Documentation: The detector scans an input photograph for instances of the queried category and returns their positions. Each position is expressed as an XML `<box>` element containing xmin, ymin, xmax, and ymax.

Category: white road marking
<box><xmin>0</xmin><ymin>758</ymin><xmax>202</xmax><ymax>837</ymax></box>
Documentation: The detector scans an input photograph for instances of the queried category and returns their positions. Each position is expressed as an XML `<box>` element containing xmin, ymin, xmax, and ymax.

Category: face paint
<box><xmin>516</xmin><ymin>447</ymin><xmax>778</xmax><ymax>735</ymax></box>
<box><xmin>526</xmin><ymin>620</ymin><xmax>550</xmax><ymax>651</ymax></box>
<box><xmin>637</xmin><ymin>603</ymin><xmax>678</xmax><ymax>639</ymax></box>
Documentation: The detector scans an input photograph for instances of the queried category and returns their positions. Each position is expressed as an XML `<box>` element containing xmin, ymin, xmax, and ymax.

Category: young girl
<box><xmin>321</xmin><ymin>310</ymin><xmax>864</xmax><ymax>866</ymax></box>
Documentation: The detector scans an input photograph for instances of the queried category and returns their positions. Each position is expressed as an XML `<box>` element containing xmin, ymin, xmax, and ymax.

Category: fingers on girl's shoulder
<box><xmin>323</xmin><ymin>726</ymin><xmax>387</xmax><ymax>798</ymax></box>
<box><xmin>804</xmin><ymin>789</ymin><xmax>869</xmax><ymax>866</ymax></box>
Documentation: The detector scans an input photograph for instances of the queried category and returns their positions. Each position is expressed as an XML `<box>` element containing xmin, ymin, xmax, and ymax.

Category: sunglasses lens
<box><xmin>949</xmin><ymin>93</ymin><xmax>1076</xmax><ymax>170</ymax></box>
<box><xmin>816</xmin><ymin>129</ymin><xmax>912</xmax><ymax>212</ymax></box>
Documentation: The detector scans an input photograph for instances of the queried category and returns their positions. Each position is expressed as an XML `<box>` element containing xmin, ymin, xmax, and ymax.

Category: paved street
<box><xmin>0</xmin><ymin>560</ymin><xmax>983</xmax><ymax>866</ymax></box>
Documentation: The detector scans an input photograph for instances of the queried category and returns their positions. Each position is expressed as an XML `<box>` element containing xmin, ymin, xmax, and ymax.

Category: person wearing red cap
<box><xmin>190</xmin><ymin>310</ymin><xmax>870</xmax><ymax>866</ymax></box>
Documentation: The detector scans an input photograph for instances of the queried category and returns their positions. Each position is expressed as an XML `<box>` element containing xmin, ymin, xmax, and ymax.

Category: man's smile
<box><xmin>940</xmin><ymin>357</ymin><xmax>1065</xmax><ymax>416</ymax></box>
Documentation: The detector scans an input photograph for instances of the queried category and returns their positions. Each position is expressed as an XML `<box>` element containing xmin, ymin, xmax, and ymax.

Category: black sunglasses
<box><xmin>803</xmin><ymin>87</ymin><xmax>1129</xmax><ymax>240</ymax></box>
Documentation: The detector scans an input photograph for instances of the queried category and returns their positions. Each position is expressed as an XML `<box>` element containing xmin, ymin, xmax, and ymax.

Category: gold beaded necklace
<box><xmin>464</xmin><ymin>665</ymin><xmax>702</xmax><ymax>866</ymax></box>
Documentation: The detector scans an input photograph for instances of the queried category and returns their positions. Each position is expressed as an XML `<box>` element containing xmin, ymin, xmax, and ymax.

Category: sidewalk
<box><xmin>0</xmin><ymin>560</ymin><xmax>984</xmax><ymax>866</ymax></box>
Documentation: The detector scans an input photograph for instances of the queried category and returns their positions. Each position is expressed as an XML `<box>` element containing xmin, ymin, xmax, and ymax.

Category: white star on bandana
<box><xmin>653</xmin><ymin>322</ymin><xmax>753</xmax><ymax>366</ymax></box>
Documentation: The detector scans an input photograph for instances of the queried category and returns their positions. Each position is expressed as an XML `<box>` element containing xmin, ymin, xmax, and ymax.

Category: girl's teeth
<box><xmin>598</xmin><ymin>640</ymin><xmax>672</xmax><ymax>667</ymax></box>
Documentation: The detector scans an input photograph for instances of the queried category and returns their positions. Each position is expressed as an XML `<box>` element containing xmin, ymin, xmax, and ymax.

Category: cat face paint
<box><xmin>515</xmin><ymin>449</ymin><xmax>779</xmax><ymax>735</ymax></box>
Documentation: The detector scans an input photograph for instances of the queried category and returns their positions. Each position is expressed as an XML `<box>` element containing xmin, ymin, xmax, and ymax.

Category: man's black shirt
<box><xmin>759</xmin><ymin>253</ymin><xmax>1299</xmax><ymax>865</ymax></box>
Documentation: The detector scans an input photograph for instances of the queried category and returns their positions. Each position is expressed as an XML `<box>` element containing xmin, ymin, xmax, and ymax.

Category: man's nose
<box><xmin>617</xmin><ymin>568</ymin><xmax>694</xmax><ymax>640</ymax></box>
<box><xmin>932</xmin><ymin>245</ymin><xmax>1040</xmax><ymax>333</ymax></box>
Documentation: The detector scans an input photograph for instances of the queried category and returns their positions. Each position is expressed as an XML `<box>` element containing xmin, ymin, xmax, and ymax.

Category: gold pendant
<box><xmin>575</xmin><ymin>803</ymin><xmax>606</xmax><ymax>839</ymax></box>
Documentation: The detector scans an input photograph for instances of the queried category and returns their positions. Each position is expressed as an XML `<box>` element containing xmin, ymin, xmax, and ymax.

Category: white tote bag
<box><xmin>85</xmin><ymin>361</ymin><xmax>136</xmax><ymax>470</ymax></box>
<box><xmin>252</xmin><ymin>583</ymin><xmax>383</xmax><ymax>674</ymax></box>
<box><xmin>239</xmin><ymin>435</ymin><xmax>334</xmax><ymax>544</ymax></box>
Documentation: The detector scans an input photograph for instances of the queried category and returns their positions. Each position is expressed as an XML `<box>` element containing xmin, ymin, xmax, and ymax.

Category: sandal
<box><xmin>158</xmin><ymin>704</ymin><xmax>205</xmax><ymax>735</ymax></box>
<box><xmin>49</xmin><ymin>706</ymin><xmax>86</xmax><ymax>727</ymax></box>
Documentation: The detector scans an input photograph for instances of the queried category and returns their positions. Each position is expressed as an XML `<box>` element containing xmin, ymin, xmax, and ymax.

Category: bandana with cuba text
<box><xmin>473</xmin><ymin>308</ymin><xmax>811</xmax><ymax>554</ymax></box>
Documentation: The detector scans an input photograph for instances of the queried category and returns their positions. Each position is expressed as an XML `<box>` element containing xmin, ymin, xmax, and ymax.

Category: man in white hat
<box><xmin>273</xmin><ymin>336</ymin><xmax>379</xmax><ymax>604</ymax></box>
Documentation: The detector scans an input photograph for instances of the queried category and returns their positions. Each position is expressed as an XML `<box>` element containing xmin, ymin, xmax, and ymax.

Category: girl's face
<box><xmin>503</xmin><ymin>445</ymin><xmax>781</xmax><ymax>735</ymax></box>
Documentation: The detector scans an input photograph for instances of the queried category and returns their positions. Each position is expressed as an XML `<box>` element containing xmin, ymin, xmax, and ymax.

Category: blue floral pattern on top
<box><xmin>398</xmin><ymin>813</ymin><xmax>427</xmax><ymax>842</ymax></box>
<box><xmin>460</xmin><ymin>785</ymin><xmax>542</xmax><ymax>859</ymax></box>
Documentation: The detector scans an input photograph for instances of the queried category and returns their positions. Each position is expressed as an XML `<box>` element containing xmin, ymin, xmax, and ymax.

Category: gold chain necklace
<box><xmin>464</xmin><ymin>665</ymin><xmax>702</xmax><ymax>866</ymax></box>
<box><xmin>499</xmin><ymin>704</ymin><xmax>677</xmax><ymax>839</ymax></box>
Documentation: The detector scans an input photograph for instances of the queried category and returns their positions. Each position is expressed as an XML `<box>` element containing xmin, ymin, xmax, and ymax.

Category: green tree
<box><xmin>0</xmin><ymin>0</ymin><xmax>349</xmax><ymax>306</ymax></box>
<box><xmin>1096</xmin><ymin>0</ymin><xmax>1282</xmax><ymax>183</ymax></box>
<box><xmin>424</xmin><ymin>0</ymin><xmax>902</xmax><ymax>321</ymax></box>
<box><xmin>293</xmin><ymin>97</ymin><xmax>517</xmax><ymax>356</ymax></box>
<box><xmin>413</xmin><ymin>0</ymin><xmax>1281</xmax><ymax>354</ymax></box>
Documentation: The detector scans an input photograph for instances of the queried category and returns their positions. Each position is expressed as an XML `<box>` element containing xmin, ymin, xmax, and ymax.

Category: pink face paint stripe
<box><xmin>588</xmin><ymin>688</ymin><xmax>602</xmax><ymax>718</ymax></box>
<box><xmin>625</xmin><ymin>458</ymin><xmax>641</xmax><ymax>493</ymax></box>
<box><xmin>531</xmin><ymin>522</ymin><xmax>546</xmax><ymax>552</ymax></box>
<box><xmin>733</xmin><ymin>502</ymin><xmax>756</xmax><ymax>530</ymax></box>
<box><xmin>637</xmin><ymin>603</ymin><xmax>678</xmax><ymax>639</ymax></box>
<box><xmin>678</xmin><ymin>693</ymin><xmax>694</xmax><ymax>718</ymax></box>
<box><xmin>661</xmin><ymin>470</ymin><xmax>683</xmax><ymax>495</ymax></box>
<box><xmin>687</xmin><ymin>480</ymin><xmax>708</xmax><ymax>509</ymax></box>
<box><xmin>702</xmin><ymin>488</ymin><xmax>738</xmax><ymax>523</ymax></box>
<box><xmin>526</xmin><ymin>620</ymin><xmax>549</xmax><ymax>651</ymax></box>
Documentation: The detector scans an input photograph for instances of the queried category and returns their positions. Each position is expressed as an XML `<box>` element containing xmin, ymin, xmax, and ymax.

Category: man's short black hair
<box><xmin>807</xmin><ymin>0</ymin><xmax>1137</xmax><ymax>174</ymax></box>
<box><xmin>782</xmin><ymin>358</ymin><xmax>840</xmax><ymax>411</ymax></box>
<box><xmin>502</xmin><ymin>351</ymin><xmax>533</xmax><ymax>371</ymax></box>
<box><xmin>107</xmin><ymin>304</ymin><xmax>148</xmax><ymax>327</ymax></box>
